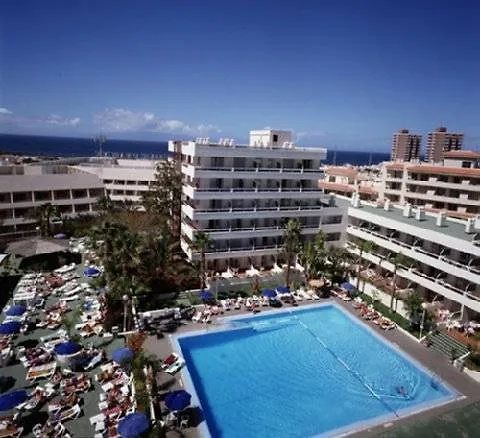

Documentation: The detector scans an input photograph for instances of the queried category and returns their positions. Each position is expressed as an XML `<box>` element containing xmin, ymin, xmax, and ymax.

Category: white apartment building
<box><xmin>0</xmin><ymin>164</ymin><xmax>104</xmax><ymax>238</ymax></box>
<box><xmin>378</xmin><ymin>151</ymin><xmax>480</xmax><ymax>219</ymax></box>
<box><xmin>169</xmin><ymin>129</ymin><xmax>347</xmax><ymax>271</ymax></box>
<box><xmin>341</xmin><ymin>194</ymin><xmax>480</xmax><ymax>319</ymax></box>
<box><xmin>74</xmin><ymin>158</ymin><xmax>159</xmax><ymax>207</ymax></box>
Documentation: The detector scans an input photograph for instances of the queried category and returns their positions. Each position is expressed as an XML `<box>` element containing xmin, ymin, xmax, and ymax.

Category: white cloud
<box><xmin>0</xmin><ymin>107</ymin><xmax>12</xmax><ymax>115</ymax></box>
<box><xmin>46</xmin><ymin>114</ymin><xmax>81</xmax><ymax>127</ymax></box>
<box><xmin>94</xmin><ymin>108</ymin><xmax>220</xmax><ymax>135</ymax></box>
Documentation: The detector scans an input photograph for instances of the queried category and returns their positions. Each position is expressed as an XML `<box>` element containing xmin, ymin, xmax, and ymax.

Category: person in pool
<box><xmin>396</xmin><ymin>386</ymin><xmax>408</xmax><ymax>396</ymax></box>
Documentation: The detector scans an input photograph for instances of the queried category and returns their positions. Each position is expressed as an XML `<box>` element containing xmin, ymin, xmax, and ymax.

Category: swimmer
<box><xmin>397</xmin><ymin>386</ymin><xmax>408</xmax><ymax>396</ymax></box>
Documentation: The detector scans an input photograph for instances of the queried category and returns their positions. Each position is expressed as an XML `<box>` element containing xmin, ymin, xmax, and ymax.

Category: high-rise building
<box><xmin>390</xmin><ymin>129</ymin><xmax>422</xmax><ymax>162</ymax></box>
<box><xmin>169</xmin><ymin>129</ymin><xmax>347</xmax><ymax>272</ymax></box>
<box><xmin>427</xmin><ymin>127</ymin><xmax>464</xmax><ymax>163</ymax></box>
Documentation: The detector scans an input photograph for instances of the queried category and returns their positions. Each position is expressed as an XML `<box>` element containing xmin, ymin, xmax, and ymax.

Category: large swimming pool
<box><xmin>176</xmin><ymin>304</ymin><xmax>458</xmax><ymax>437</ymax></box>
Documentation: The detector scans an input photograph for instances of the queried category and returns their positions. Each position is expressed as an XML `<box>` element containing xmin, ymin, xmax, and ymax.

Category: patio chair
<box><xmin>49</xmin><ymin>404</ymin><xmax>81</xmax><ymax>423</ymax></box>
<box><xmin>0</xmin><ymin>426</ymin><xmax>23</xmax><ymax>438</ymax></box>
<box><xmin>165</xmin><ymin>358</ymin><xmax>185</xmax><ymax>375</ymax></box>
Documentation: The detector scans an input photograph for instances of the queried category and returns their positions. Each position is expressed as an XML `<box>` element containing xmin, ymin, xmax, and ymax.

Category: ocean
<box><xmin>0</xmin><ymin>133</ymin><xmax>390</xmax><ymax>166</ymax></box>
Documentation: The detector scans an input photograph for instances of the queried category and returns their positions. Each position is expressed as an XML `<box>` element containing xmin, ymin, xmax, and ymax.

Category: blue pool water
<box><xmin>177</xmin><ymin>304</ymin><xmax>457</xmax><ymax>437</ymax></box>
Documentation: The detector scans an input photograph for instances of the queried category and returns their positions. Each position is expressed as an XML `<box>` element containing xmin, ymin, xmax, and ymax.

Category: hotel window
<box><xmin>462</xmin><ymin>161</ymin><xmax>472</xmax><ymax>168</ymax></box>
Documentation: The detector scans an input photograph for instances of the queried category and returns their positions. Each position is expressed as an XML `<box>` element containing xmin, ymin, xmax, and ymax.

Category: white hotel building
<box><xmin>169</xmin><ymin>129</ymin><xmax>347</xmax><ymax>271</ymax></box>
<box><xmin>341</xmin><ymin>195</ymin><xmax>480</xmax><ymax>320</ymax></box>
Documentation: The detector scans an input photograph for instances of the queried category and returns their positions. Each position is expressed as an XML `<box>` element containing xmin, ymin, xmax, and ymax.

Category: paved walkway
<box><xmin>143</xmin><ymin>298</ymin><xmax>480</xmax><ymax>438</ymax></box>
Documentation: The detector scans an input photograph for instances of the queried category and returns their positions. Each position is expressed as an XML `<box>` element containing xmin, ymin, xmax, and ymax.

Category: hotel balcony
<box><xmin>182</xmin><ymin>203</ymin><xmax>344</xmax><ymax>221</ymax></box>
<box><xmin>181</xmin><ymin>221</ymin><xmax>344</xmax><ymax>241</ymax></box>
<box><xmin>182</xmin><ymin>185</ymin><xmax>325</xmax><ymax>201</ymax></box>
<box><xmin>349</xmin><ymin>247</ymin><xmax>480</xmax><ymax>313</ymax></box>
<box><xmin>404</xmin><ymin>191</ymin><xmax>480</xmax><ymax>206</ymax></box>
<box><xmin>406</xmin><ymin>179</ymin><xmax>479</xmax><ymax>192</ymax></box>
<box><xmin>348</xmin><ymin>225</ymin><xmax>480</xmax><ymax>284</ymax></box>
<box><xmin>181</xmin><ymin>163</ymin><xmax>324</xmax><ymax>180</ymax></box>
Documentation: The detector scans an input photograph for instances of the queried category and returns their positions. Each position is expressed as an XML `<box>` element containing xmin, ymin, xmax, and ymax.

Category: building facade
<box><xmin>319</xmin><ymin>166</ymin><xmax>379</xmax><ymax>201</ymax></box>
<box><xmin>391</xmin><ymin>129</ymin><xmax>422</xmax><ymax>162</ymax></box>
<box><xmin>427</xmin><ymin>127</ymin><xmax>464</xmax><ymax>163</ymax></box>
<box><xmin>0</xmin><ymin>164</ymin><xmax>104</xmax><ymax>238</ymax></box>
<box><xmin>74</xmin><ymin>158</ymin><xmax>159</xmax><ymax>208</ymax></box>
<box><xmin>378</xmin><ymin>152</ymin><xmax>480</xmax><ymax>218</ymax></box>
<box><xmin>169</xmin><ymin>129</ymin><xmax>347</xmax><ymax>271</ymax></box>
<box><xmin>341</xmin><ymin>195</ymin><xmax>480</xmax><ymax>320</ymax></box>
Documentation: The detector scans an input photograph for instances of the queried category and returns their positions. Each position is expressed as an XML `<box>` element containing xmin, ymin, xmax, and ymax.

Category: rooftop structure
<box><xmin>378</xmin><ymin>153</ymin><xmax>480</xmax><ymax>219</ymax></box>
<box><xmin>169</xmin><ymin>129</ymin><xmax>347</xmax><ymax>271</ymax></box>
<box><xmin>391</xmin><ymin>129</ymin><xmax>422</xmax><ymax>162</ymax></box>
<box><xmin>0</xmin><ymin>164</ymin><xmax>104</xmax><ymax>239</ymax></box>
<box><xmin>427</xmin><ymin>127</ymin><xmax>464</xmax><ymax>163</ymax></box>
<box><xmin>319</xmin><ymin>166</ymin><xmax>379</xmax><ymax>201</ymax></box>
<box><xmin>339</xmin><ymin>194</ymin><xmax>480</xmax><ymax>319</ymax></box>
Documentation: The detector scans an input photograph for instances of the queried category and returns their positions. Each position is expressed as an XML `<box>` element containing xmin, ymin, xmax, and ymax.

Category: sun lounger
<box><xmin>165</xmin><ymin>358</ymin><xmax>185</xmax><ymax>375</ymax></box>
<box><xmin>307</xmin><ymin>289</ymin><xmax>320</xmax><ymax>300</ymax></box>
<box><xmin>26</xmin><ymin>362</ymin><xmax>57</xmax><ymax>383</ymax></box>
<box><xmin>161</xmin><ymin>353</ymin><xmax>179</xmax><ymax>370</ymax></box>
<box><xmin>192</xmin><ymin>312</ymin><xmax>203</xmax><ymax>323</ymax></box>
<box><xmin>49</xmin><ymin>403</ymin><xmax>81</xmax><ymax>423</ymax></box>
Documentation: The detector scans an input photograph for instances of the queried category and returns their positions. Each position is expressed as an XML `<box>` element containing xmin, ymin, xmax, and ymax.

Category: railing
<box><xmin>187</xmin><ymin>186</ymin><xmax>323</xmax><ymax>193</ymax></box>
<box><xmin>350</xmin><ymin>225</ymin><xmax>480</xmax><ymax>276</ymax></box>
<box><xmin>193</xmin><ymin>142</ymin><xmax>326</xmax><ymax>153</ymax></box>
<box><xmin>205</xmin><ymin>244</ymin><xmax>279</xmax><ymax>254</ymax></box>
<box><xmin>185</xmin><ymin>165</ymin><xmax>323</xmax><ymax>173</ymax></box>
<box><xmin>187</xmin><ymin>204</ymin><xmax>327</xmax><ymax>213</ymax></box>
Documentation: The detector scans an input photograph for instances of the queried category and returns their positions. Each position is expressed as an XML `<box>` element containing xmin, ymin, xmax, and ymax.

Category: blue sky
<box><xmin>1</xmin><ymin>0</ymin><xmax>479</xmax><ymax>151</ymax></box>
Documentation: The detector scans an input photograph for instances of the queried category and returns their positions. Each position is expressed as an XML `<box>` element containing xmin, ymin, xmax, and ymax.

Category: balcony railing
<box><xmin>186</xmin><ymin>165</ymin><xmax>323</xmax><ymax>173</ymax></box>
<box><xmin>186</xmin><ymin>204</ymin><xmax>327</xmax><ymax>213</ymax></box>
<box><xmin>349</xmin><ymin>225</ymin><xmax>480</xmax><ymax>276</ymax></box>
<box><xmin>205</xmin><ymin>244</ymin><xmax>280</xmax><ymax>254</ymax></box>
<box><xmin>187</xmin><ymin>186</ymin><xmax>323</xmax><ymax>193</ymax></box>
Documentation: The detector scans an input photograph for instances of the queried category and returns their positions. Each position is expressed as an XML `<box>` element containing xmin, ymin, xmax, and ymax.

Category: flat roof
<box><xmin>337</xmin><ymin>197</ymin><xmax>478</xmax><ymax>243</ymax></box>
<box><xmin>0</xmin><ymin>172</ymin><xmax>103</xmax><ymax>192</ymax></box>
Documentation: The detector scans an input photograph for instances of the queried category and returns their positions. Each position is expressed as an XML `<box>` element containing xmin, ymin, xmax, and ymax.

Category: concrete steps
<box><xmin>427</xmin><ymin>330</ymin><xmax>469</xmax><ymax>359</ymax></box>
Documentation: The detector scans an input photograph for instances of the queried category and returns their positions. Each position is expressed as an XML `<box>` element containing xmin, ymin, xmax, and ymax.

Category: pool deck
<box><xmin>0</xmin><ymin>265</ymin><xmax>125</xmax><ymax>438</ymax></box>
<box><xmin>143</xmin><ymin>297</ymin><xmax>480</xmax><ymax>438</ymax></box>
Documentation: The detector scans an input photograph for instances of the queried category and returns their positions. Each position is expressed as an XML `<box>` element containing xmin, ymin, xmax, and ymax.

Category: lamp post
<box><xmin>419</xmin><ymin>303</ymin><xmax>427</xmax><ymax>340</ymax></box>
<box><xmin>122</xmin><ymin>294</ymin><xmax>129</xmax><ymax>333</ymax></box>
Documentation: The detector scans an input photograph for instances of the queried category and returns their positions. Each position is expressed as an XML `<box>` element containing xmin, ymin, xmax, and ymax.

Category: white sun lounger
<box><xmin>26</xmin><ymin>362</ymin><xmax>57</xmax><ymax>383</ymax></box>
<box><xmin>165</xmin><ymin>358</ymin><xmax>185</xmax><ymax>375</ymax></box>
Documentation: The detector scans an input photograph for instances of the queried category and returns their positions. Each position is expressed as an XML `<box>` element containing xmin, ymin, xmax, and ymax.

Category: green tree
<box><xmin>193</xmin><ymin>232</ymin><xmax>212</xmax><ymax>289</ymax></box>
<box><xmin>356</xmin><ymin>240</ymin><xmax>377</xmax><ymax>291</ymax></box>
<box><xmin>34</xmin><ymin>203</ymin><xmax>60</xmax><ymax>236</ymax></box>
<box><xmin>299</xmin><ymin>230</ymin><xmax>326</xmax><ymax>280</ymax></box>
<box><xmin>389</xmin><ymin>252</ymin><xmax>411</xmax><ymax>311</ymax></box>
<box><xmin>142</xmin><ymin>160</ymin><xmax>182</xmax><ymax>239</ymax></box>
<box><xmin>282</xmin><ymin>219</ymin><xmax>302</xmax><ymax>288</ymax></box>
<box><xmin>326</xmin><ymin>245</ymin><xmax>352</xmax><ymax>284</ymax></box>
<box><xmin>96</xmin><ymin>194</ymin><xmax>114</xmax><ymax>215</ymax></box>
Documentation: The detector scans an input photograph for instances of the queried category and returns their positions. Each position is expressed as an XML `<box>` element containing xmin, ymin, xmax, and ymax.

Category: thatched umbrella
<box><xmin>309</xmin><ymin>279</ymin><xmax>325</xmax><ymax>289</ymax></box>
<box><xmin>5</xmin><ymin>238</ymin><xmax>69</xmax><ymax>258</ymax></box>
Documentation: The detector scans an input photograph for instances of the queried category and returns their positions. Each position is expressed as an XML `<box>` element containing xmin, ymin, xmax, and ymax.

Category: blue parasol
<box><xmin>276</xmin><ymin>286</ymin><xmax>290</xmax><ymax>294</ymax></box>
<box><xmin>0</xmin><ymin>321</ymin><xmax>22</xmax><ymax>335</ymax></box>
<box><xmin>197</xmin><ymin>289</ymin><xmax>213</xmax><ymax>301</ymax></box>
<box><xmin>54</xmin><ymin>341</ymin><xmax>82</xmax><ymax>356</ymax></box>
<box><xmin>341</xmin><ymin>282</ymin><xmax>355</xmax><ymax>293</ymax></box>
<box><xmin>84</xmin><ymin>267</ymin><xmax>101</xmax><ymax>277</ymax></box>
<box><xmin>164</xmin><ymin>389</ymin><xmax>192</xmax><ymax>412</ymax></box>
<box><xmin>0</xmin><ymin>390</ymin><xmax>28</xmax><ymax>412</ymax></box>
<box><xmin>112</xmin><ymin>347</ymin><xmax>134</xmax><ymax>364</ymax></box>
<box><xmin>117</xmin><ymin>412</ymin><xmax>150</xmax><ymax>438</ymax></box>
<box><xmin>54</xmin><ymin>233</ymin><xmax>67</xmax><ymax>239</ymax></box>
<box><xmin>261</xmin><ymin>289</ymin><xmax>277</xmax><ymax>298</ymax></box>
<box><xmin>4</xmin><ymin>305</ymin><xmax>27</xmax><ymax>317</ymax></box>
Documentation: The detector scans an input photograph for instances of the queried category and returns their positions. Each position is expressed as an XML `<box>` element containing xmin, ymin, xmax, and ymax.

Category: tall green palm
<box><xmin>282</xmin><ymin>219</ymin><xmax>302</xmax><ymax>288</ymax></box>
<box><xmin>326</xmin><ymin>245</ymin><xmax>352</xmax><ymax>284</ymax></box>
<box><xmin>299</xmin><ymin>230</ymin><xmax>326</xmax><ymax>280</ymax></box>
<box><xmin>389</xmin><ymin>253</ymin><xmax>409</xmax><ymax>311</ymax></box>
<box><xmin>356</xmin><ymin>240</ymin><xmax>377</xmax><ymax>291</ymax></box>
<box><xmin>193</xmin><ymin>232</ymin><xmax>212</xmax><ymax>289</ymax></box>
<box><xmin>35</xmin><ymin>203</ymin><xmax>60</xmax><ymax>236</ymax></box>
<box><xmin>96</xmin><ymin>194</ymin><xmax>114</xmax><ymax>214</ymax></box>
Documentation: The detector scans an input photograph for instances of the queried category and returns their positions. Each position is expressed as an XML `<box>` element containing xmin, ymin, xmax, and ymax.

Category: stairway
<box><xmin>427</xmin><ymin>330</ymin><xmax>469</xmax><ymax>359</ymax></box>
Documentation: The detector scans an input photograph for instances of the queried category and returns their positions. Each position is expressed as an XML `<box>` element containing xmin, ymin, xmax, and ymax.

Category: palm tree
<box><xmin>282</xmin><ymin>219</ymin><xmax>302</xmax><ymax>288</ymax></box>
<box><xmin>35</xmin><ymin>203</ymin><xmax>60</xmax><ymax>236</ymax></box>
<box><xmin>356</xmin><ymin>240</ymin><xmax>377</xmax><ymax>291</ymax></box>
<box><xmin>193</xmin><ymin>232</ymin><xmax>212</xmax><ymax>289</ymax></box>
<box><xmin>389</xmin><ymin>252</ymin><xmax>409</xmax><ymax>311</ymax></box>
<box><xmin>299</xmin><ymin>230</ymin><xmax>326</xmax><ymax>281</ymax></box>
<box><xmin>326</xmin><ymin>245</ymin><xmax>352</xmax><ymax>284</ymax></box>
<box><xmin>96</xmin><ymin>194</ymin><xmax>114</xmax><ymax>214</ymax></box>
